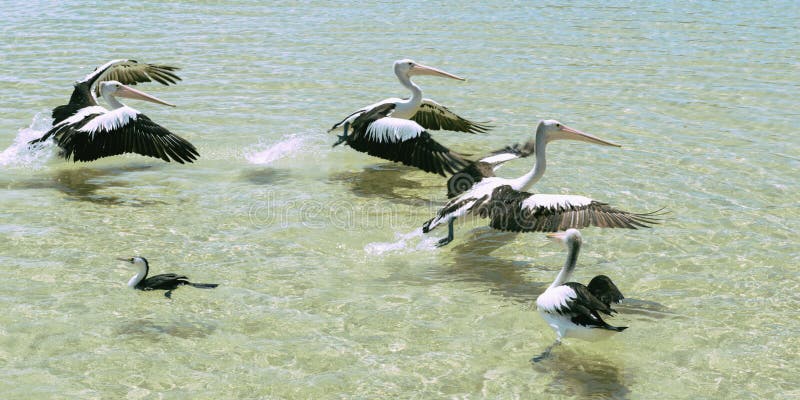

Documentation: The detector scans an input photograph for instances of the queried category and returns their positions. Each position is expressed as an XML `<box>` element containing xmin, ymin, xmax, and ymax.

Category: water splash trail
<box><xmin>244</xmin><ymin>134</ymin><xmax>307</xmax><ymax>165</ymax></box>
<box><xmin>364</xmin><ymin>227</ymin><xmax>440</xmax><ymax>255</ymax></box>
<box><xmin>0</xmin><ymin>113</ymin><xmax>55</xmax><ymax>170</ymax></box>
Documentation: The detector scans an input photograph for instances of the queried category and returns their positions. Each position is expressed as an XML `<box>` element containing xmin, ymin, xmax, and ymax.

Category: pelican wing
<box><xmin>587</xmin><ymin>275</ymin><xmax>624</xmax><ymax>311</ymax></box>
<box><xmin>44</xmin><ymin>106</ymin><xmax>199</xmax><ymax>163</ymax></box>
<box><xmin>82</xmin><ymin>59</ymin><xmax>181</xmax><ymax>96</ymax></box>
<box><xmin>558</xmin><ymin>283</ymin><xmax>624</xmax><ymax>330</ymax></box>
<box><xmin>477</xmin><ymin>185</ymin><xmax>660</xmax><ymax>232</ymax></box>
<box><xmin>347</xmin><ymin>103</ymin><xmax>471</xmax><ymax>176</ymax></box>
<box><xmin>409</xmin><ymin>99</ymin><xmax>492</xmax><ymax>134</ymax></box>
<box><xmin>445</xmin><ymin>138</ymin><xmax>537</xmax><ymax>198</ymax></box>
<box><xmin>52</xmin><ymin>60</ymin><xmax>181</xmax><ymax>125</ymax></box>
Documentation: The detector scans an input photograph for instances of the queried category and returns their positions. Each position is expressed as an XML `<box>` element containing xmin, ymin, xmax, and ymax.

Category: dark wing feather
<box><xmin>347</xmin><ymin>103</ymin><xmax>471</xmax><ymax>176</ymax></box>
<box><xmin>88</xmin><ymin>60</ymin><xmax>181</xmax><ymax>97</ymax></box>
<box><xmin>587</xmin><ymin>275</ymin><xmax>625</xmax><ymax>310</ymax></box>
<box><xmin>52</xmin><ymin>60</ymin><xmax>181</xmax><ymax>125</ymax></box>
<box><xmin>410</xmin><ymin>100</ymin><xmax>492</xmax><ymax>134</ymax></box>
<box><xmin>140</xmin><ymin>273</ymin><xmax>190</xmax><ymax>290</ymax></box>
<box><xmin>48</xmin><ymin>111</ymin><xmax>198</xmax><ymax>163</ymax></box>
<box><xmin>478</xmin><ymin>186</ymin><xmax>661</xmax><ymax>233</ymax></box>
<box><xmin>445</xmin><ymin>138</ymin><xmax>536</xmax><ymax>198</ymax></box>
<box><xmin>562</xmin><ymin>282</ymin><xmax>626</xmax><ymax>330</ymax></box>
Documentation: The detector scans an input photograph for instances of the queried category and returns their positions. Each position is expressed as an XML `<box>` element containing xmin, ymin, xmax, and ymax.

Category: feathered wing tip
<box><xmin>587</xmin><ymin>275</ymin><xmax>625</xmax><ymax>312</ymax></box>
<box><xmin>188</xmin><ymin>283</ymin><xmax>219</xmax><ymax>289</ymax></box>
<box><xmin>422</xmin><ymin>217</ymin><xmax>435</xmax><ymax>233</ymax></box>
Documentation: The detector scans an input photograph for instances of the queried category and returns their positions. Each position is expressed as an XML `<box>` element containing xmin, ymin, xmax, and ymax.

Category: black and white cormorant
<box><xmin>29</xmin><ymin>59</ymin><xmax>198</xmax><ymax>163</ymax></box>
<box><xmin>533</xmin><ymin>229</ymin><xmax>627</xmax><ymax>362</ymax></box>
<box><xmin>118</xmin><ymin>256</ymin><xmax>218</xmax><ymax>298</ymax></box>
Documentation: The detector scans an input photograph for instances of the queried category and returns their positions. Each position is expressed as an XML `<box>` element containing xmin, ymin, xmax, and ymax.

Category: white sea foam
<box><xmin>244</xmin><ymin>134</ymin><xmax>307</xmax><ymax>165</ymax></box>
<box><xmin>364</xmin><ymin>227</ymin><xmax>439</xmax><ymax>255</ymax></box>
<box><xmin>0</xmin><ymin>113</ymin><xmax>55</xmax><ymax>169</ymax></box>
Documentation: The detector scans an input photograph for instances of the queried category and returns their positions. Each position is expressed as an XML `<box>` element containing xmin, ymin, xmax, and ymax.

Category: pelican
<box><xmin>533</xmin><ymin>229</ymin><xmax>627</xmax><ymax>362</ymax></box>
<box><xmin>329</xmin><ymin>59</ymin><xmax>490</xmax><ymax>146</ymax></box>
<box><xmin>446</xmin><ymin>137</ymin><xmax>537</xmax><ymax>197</ymax></box>
<box><xmin>422</xmin><ymin>119</ymin><xmax>661</xmax><ymax>247</ymax></box>
<box><xmin>328</xmin><ymin>59</ymin><xmax>490</xmax><ymax>174</ymax></box>
<box><xmin>118</xmin><ymin>256</ymin><xmax>218</xmax><ymax>299</ymax></box>
<box><xmin>29</xmin><ymin>59</ymin><xmax>198</xmax><ymax>163</ymax></box>
<box><xmin>340</xmin><ymin>102</ymin><xmax>472</xmax><ymax>176</ymax></box>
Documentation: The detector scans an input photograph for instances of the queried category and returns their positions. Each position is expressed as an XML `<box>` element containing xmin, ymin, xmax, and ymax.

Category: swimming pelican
<box><xmin>29</xmin><ymin>59</ymin><xmax>199</xmax><ymax>163</ymax></box>
<box><xmin>118</xmin><ymin>256</ymin><xmax>218</xmax><ymax>299</ymax></box>
<box><xmin>329</xmin><ymin>59</ymin><xmax>490</xmax><ymax>147</ymax></box>
<box><xmin>423</xmin><ymin>119</ymin><xmax>660</xmax><ymax>246</ymax></box>
<box><xmin>533</xmin><ymin>229</ymin><xmax>626</xmax><ymax>362</ymax></box>
<box><xmin>446</xmin><ymin>136</ymin><xmax>537</xmax><ymax>197</ymax></box>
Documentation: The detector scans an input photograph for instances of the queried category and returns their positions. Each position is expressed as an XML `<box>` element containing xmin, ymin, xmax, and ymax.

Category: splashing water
<box><xmin>364</xmin><ymin>227</ymin><xmax>439</xmax><ymax>255</ymax></box>
<box><xmin>244</xmin><ymin>134</ymin><xmax>307</xmax><ymax>165</ymax></box>
<box><xmin>0</xmin><ymin>113</ymin><xmax>55</xmax><ymax>169</ymax></box>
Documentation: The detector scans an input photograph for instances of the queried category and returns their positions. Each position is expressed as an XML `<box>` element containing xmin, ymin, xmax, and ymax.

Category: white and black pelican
<box><xmin>423</xmin><ymin>119</ymin><xmax>661</xmax><ymax>246</ymax></box>
<box><xmin>446</xmin><ymin>137</ymin><xmax>537</xmax><ymax>197</ymax></box>
<box><xmin>118</xmin><ymin>256</ymin><xmax>218</xmax><ymax>299</ymax></box>
<box><xmin>533</xmin><ymin>229</ymin><xmax>626</xmax><ymax>362</ymax></box>
<box><xmin>329</xmin><ymin>59</ymin><xmax>490</xmax><ymax>175</ymax></box>
<box><xmin>29</xmin><ymin>59</ymin><xmax>198</xmax><ymax>163</ymax></box>
<box><xmin>341</xmin><ymin>102</ymin><xmax>473</xmax><ymax>176</ymax></box>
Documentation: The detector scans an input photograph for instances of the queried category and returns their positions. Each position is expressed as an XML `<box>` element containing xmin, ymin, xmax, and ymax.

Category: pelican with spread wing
<box><xmin>423</xmin><ymin>120</ymin><xmax>661</xmax><ymax>246</ymax></box>
<box><xmin>29</xmin><ymin>59</ymin><xmax>198</xmax><ymax>163</ymax></box>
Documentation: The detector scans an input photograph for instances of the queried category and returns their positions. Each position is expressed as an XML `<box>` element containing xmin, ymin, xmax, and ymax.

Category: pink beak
<box><xmin>115</xmin><ymin>84</ymin><xmax>176</xmax><ymax>107</ymax></box>
<box><xmin>410</xmin><ymin>64</ymin><xmax>465</xmax><ymax>81</ymax></box>
<box><xmin>559</xmin><ymin>124</ymin><xmax>621</xmax><ymax>147</ymax></box>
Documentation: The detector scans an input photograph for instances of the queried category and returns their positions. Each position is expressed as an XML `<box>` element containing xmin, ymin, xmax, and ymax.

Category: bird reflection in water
<box><xmin>52</xmin><ymin>165</ymin><xmax>165</xmax><ymax>206</ymax></box>
<box><xmin>329</xmin><ymin>163</ymin><xmax>433</xmax><ymax>206</ymax></box>
<box><xmin>532</xmin><ymin>349</ymin><xmax>631</xmax><ymax>399</ymax></box>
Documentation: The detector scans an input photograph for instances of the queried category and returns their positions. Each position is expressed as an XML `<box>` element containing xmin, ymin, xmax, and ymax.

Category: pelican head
<box><xmin>547</xmin><ymin>229</ymin><xmax>582</xmax><ymax>247</ymax></box>
<box><xmin>394</xmin><ymin>59</ymin><xmax>465</xmax><ymax>81</ymax></box>
<box><xmin>537</xmin><ymin>119</ymin><xmax>621</xmax><ymax>147</ymax></box>
<box><xmin>99</xmin><ymin>81</ymin><xmax>175</xmax><ymax>107</ymax></box>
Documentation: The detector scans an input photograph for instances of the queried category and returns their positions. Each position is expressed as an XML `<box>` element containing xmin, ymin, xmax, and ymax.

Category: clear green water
<box><xmin>1</xmin><ymin>1</ymin><xmax>798</xmax><ymax>399</ymax></box>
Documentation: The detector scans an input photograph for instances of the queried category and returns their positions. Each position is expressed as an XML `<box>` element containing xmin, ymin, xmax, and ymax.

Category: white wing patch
<box><xmin>55</xmin><ymin>106</ymin><xmax>107</xmax><ymax>128</ymax></box>
<box><xmin>536</xmin><ymin>285</ymin><xmax>577</xmax><ymax>313</ymax></box>
<box><xmin>78</xmin><ymin>106</ymin><xmax>139</xmax><ymax>134</ymax></box>
<box><xmin>521</xmin><ymin>194</ymin><xmax>593</xmax><ymax>210</ymax></box>
<box><xmin>364</xmin><ymin>118</ymin><xmax>424</xmax><ymax>143</ymax></box>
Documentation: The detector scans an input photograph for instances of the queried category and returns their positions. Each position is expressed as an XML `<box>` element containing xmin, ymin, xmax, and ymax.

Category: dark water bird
<box><xmin>329</xmin><ymin>59</ymin><xmax>490</xmax><ymax>176</ymax></box>
<box><xmin>446</xmin><ymin>137</ymin><xmax>537</xmax><ymax>198</ymax></box>
<box><xmin>533</xmin><ymin>229</ymin><xmax>627</xmax><ymax>362</ymax></box>
<box><xmin>29</xmin><ymin>59</ymin><xmax>198</xmax><ymax>163</ymax></box>
<box><xmin>118</xmin><ymin>256</ymin><xmax>218</xmax><ymax>298</ymax></box>
<box><xmin>423</xmin><ymin>119</ymin><xmax>661</xmax><ymax>247</ymax></box>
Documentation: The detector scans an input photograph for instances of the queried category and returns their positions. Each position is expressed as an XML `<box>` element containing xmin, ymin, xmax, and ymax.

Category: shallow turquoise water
<box><xmin>1</xmin><ymin>1</ymin><xmax>798</xmax><ymax>398</ymax></box>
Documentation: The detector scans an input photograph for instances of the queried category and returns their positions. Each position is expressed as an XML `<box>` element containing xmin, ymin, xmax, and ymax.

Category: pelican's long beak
<box><xmin>115</xmin><ymin>85</ymin><xmax>176</xmax><ymax>107</ymax></box>
<box><xmin>546</xmin><ymin>231</ymin><xmax>567</xmax><ymax>240</ymax></box>
<box><xmin>411</xmin><ymin>64</ymin><xmax>465</xmax><ymax>81</ymax></box>
<box><xmin>559</xmin><ymin>124</ymin><xmax>621</xmax><ymax>147</ymax></box>
<box><xmin>116</xmin><ymin>257</ymin><xmax>131</xmax><ymax>263</ymax></box>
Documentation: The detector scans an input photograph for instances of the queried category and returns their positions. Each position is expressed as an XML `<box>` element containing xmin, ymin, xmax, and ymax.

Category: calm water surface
<box><xmin>1</xmin><ymin>1</ymin><xmax>798</xmax><ymax>399</ymax></box>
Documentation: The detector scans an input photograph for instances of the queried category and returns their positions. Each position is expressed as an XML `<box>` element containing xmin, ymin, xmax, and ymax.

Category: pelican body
<box><xmin>29</xmin><ymin>59</ymin><xmax>198</xmax><ymax>163</ymax></box>
<box><xmin>329</xmin><ymin>59</ymin><xmax>490</xmax><ymax>176</ymax></box>
<box><xmin>118</xmin><ymin>256</ymin><xmax>218</xmax><ymax>299</ymax></box>
<box><xmin>533</xmin><ymin>229</ymin><xmax>627</xmax><ymax>362</ymax></box>
<box><xmin>423</xmin><ymin>120</ymin><xmax>660</xmax><ymax>246</ymax></box>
